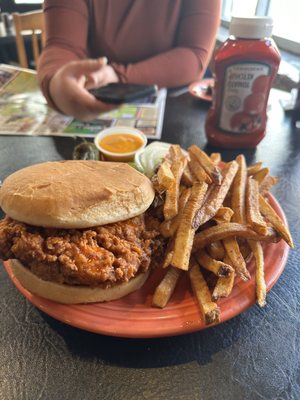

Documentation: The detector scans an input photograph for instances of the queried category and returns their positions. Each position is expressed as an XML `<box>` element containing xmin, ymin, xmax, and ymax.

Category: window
<box><xmin>221</xmin><ymin>0</ymin><xmax>300</xmax><ymax>55</ymax></box>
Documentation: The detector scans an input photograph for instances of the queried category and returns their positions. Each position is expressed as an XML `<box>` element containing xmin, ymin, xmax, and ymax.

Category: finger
<box><xmin>64</xmin><ymin>82</ymin><xmax>117</xmax><ymax>121</ymax></box>
<box><xmin>70</xmin><ymin>58</ymin><xmax>107</xmax><ymax>77</ymax></box>
<box><xmin>84</xmin><ymin>58</ymin><xmax>108</xmax><ymax>88</ymax></box>
<box><xmin>84</xmin><ymin>71</ymin><xmax>107</xmax><ymax>90</ymax></box>
<box><xmin>98</xmin><ymin>56</ymin><xmax>108</xmax><ymax>66</ymax></box>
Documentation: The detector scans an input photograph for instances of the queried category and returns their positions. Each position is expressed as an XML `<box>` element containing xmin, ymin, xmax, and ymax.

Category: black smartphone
<box><xmin>89</xmin><ymin>83</ymin><xmax>157</xmax><ymax>104</ymax></box>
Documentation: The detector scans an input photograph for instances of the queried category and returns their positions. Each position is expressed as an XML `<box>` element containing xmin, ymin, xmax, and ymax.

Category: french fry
<box><xmin>222</xmin><ymin>236</ymin><xmax>250</xmax><ymax>281</ymax></box>
<box><xmin>206</xmin><ymin>241</ymin><xmax>225</xmax><ymax>260</ymax></box>
<box><xmin>169</xmin><ymin>144</ymin><xmax>184</xmax><ymax>159</ymax></box>
<box><xmin>188</xmin><ymin>152</ymin><xmax>212</xmax><ymax>184</ymax></box>
<box><xmin>247</xmin><ymin>162</ymin><xmax>263</xmax><ymax>176</ymax></box>
<box><xmin>152</xmin><ymin>267</ymin><xmax>182</xmax><ymax>308</ymax></box>
<box><xmin>157</xmin><ymin>160</ymin><xmax>175</xmax><ymax>190</ymax></box>
<box><xmin>179</xmin><ymin>184</ymin><xmax>187</xmax><ymax>195</ymax></box>
<box><xmin>181</xmin><ymin>164</ymin><xmax>194</xmax><ymax>187</ymax></box>
<box><xmin>150</xmin><ymin>143</ymin><xmax>293</xmax><ymax>322</ymax></box>
<box><xmin>195</xmin><ymin>249</ymin><xmax>234</xmax><ymax>277</ymax></box>
<box><xmin>188</xmin><ymin>144</ymin><xmax>223</xmax><ymax>185</ymax></box>
<box><xmin>192</xmin><ymin>223</ymin><xmax>279</xmax><ymax>251</ymax></box>
<box><xmin>246</xmin><ymin>177</ymin><xmax>268</xmax><ymax>235</ymax></box>
<box><xmin>248</xmin><ymin>240</ymin><xmax>266</xmax><ymax>307</ymax></box>
<box><xmin>192</xmin><ymin>161</ymin><xmax>239</xmax><ymax>229</ymax></box>
<box><xmin>210</xmin><ymin>152</ymin><xmax>221</xmax><ymax>166</ymax></box>
<box><xmin>259</xmin><ymin>175</ymin><xmax>279</xmax><ymax>195</ymax></box>
<box><xmin>223</xmin><ymin>192</ymin><xmax>232</xmax><ymax>208</ymax></box>
<box><xmin>162</xmin><ymin>238</ymin><xmax>175</xmax><ymax>268</ymax></box>
<box><xmin>189</xmin><ymin>258</ymin><xmax>220</xmax><ymax>324</ymax></box>
<box><xmin>252</xmin><ymin>167</ymin><xmax>270</xmax><ymax>184</ymax></box>
<box><xmin>171</xmin><ymin>182</ymin><xmax>208</xmax><ymax>270</ymax></box>
<box><xmin>238</xmin><ymin>239</ymin><xmax>253</xmax><ymax>262</ymax></box>
<box><xmin>223</xmin><ymin>255</ymin><xmax>233</xmax><ymax>265</ymax></box>
<box><xmin>163</xmin><ymin>145</ymin><xmax>186</xmax><ymax>220</ymax></box>
<box><xmin>212</xmin><ymin>272</ymin><xmax>235</xmax><ymax>300</ymax></box>
<box><xmin>215</xmin><ymin>205</ymin><xmax>249</xmax><ymax>281</ymax></box>
<box><xmin>213</xmin><ymin>206</ymin><xmax>234</xmax><ymax>224</ymax></box>
<box><xmin>163</xmin><ymin>249</ymin><xmax>174</xmax><ymax>269</ymax></box>
<box><xmin>259</xmin><ymin>194</ymin><xmax>294</xmax><ymax>247</ymax></box>
<box><xmin>159</xmin><ymin>187</ymin><xmax>191</xmax><ymax>238</ymax></box>
<box><xmin>214</xmin><ymin>202</ymin><xmax>250</xmax><ymax>281</ymax></box>
<box><xmin>214</xmin><ymin>198</ymin><xmax>251</xmax><ymax>281</ymax></box>
<box><xmin>212</xmin><ymin>259</ymin><xmax>235</xmax><ymax>301</ymax></box>
<box><xmin>164</xmin><ymin>183</ymin><xmax>177</xmax><ymax>220</ymax></box>
<box><xmin>231</xmin><ymin>154</ymin><xmax>247</xmax><ymax>224</ymax></box>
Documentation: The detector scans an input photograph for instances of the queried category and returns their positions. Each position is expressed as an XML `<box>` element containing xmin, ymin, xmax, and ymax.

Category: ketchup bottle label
<box><xmin>219</xmin><ymin>63</ymin><xmax>271</xmax><ymax>134</ymax></box>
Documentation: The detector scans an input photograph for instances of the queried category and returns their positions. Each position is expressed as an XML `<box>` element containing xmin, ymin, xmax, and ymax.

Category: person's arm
<box><xmin>37</xmin><ymin>0</ymin><xmax>118</xmax><ymax>120</ymax></box>
<box><xmin>110</xmin><ymin>0</ymin><xmax>221</xmax><ymax>88</ymax></box>
<box><xmin>38</xmin><ymin>0</ymin><xmax>89</xmax><ymax>109</ymax></box>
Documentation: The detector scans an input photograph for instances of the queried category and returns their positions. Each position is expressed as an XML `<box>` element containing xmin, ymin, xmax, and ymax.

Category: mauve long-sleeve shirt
<box><xmin>38</xmin><ymin>0</ymin><xmax>221</xmax><ymax>106</ymax></box>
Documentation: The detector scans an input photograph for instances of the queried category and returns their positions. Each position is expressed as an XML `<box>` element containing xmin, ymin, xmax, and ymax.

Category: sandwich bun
<box><xmin>11</xmin><ymin>259</ymin><xmax>150</xmax><ymax>304</ymax></box>
<box><xmin>0</xmin><ymin>160</ymin><xmax>157</xmax><ymax>304</ymax></box>
<box><xmin>0</xmin><ymin>160</ymin><xmax>155</xmax><ymax>228</ymax></box>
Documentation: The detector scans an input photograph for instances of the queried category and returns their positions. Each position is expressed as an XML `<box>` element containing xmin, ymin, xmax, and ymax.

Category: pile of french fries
<box><xmin>151</xmin><ymin>144</ymin><xmax>293</xmax><ymax>325</ymax></box>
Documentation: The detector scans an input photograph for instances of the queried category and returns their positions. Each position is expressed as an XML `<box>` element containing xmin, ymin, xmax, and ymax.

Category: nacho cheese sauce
<box><xmin>98</xmin><ymin>133</ymin><xmax>144</xmax><ymax>154</ymax></box>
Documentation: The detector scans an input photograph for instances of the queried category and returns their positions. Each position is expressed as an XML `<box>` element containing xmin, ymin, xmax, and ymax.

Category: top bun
<box><xmin>0</xmin><ymin>160</ymin><xmax>154</xmax><ymax>228</ymax></box>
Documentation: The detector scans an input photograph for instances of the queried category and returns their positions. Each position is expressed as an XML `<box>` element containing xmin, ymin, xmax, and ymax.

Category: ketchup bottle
<box><xmin>205</xmin><ymin>16</ymin><xmax>281</xmax><ymax>149</ymax></box>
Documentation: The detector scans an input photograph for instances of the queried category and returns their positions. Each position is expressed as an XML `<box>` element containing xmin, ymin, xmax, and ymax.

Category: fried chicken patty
<box><xmin>0</xmin><ymin>215</ymin><xmax>162</xmax><ymax>287</ymax></box>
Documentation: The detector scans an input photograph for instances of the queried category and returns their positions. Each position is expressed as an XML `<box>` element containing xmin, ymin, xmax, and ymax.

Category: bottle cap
<box><xmin>229</xmin><ymin>16</ymin><xmax>274</xmax><ymax>39</ymax></box>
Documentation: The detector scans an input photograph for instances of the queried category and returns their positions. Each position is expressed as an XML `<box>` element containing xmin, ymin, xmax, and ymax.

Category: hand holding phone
<box><xmin>89</xmin><ymin>83</ymin><xmax>157</xmax><ymax>104</ymax></box>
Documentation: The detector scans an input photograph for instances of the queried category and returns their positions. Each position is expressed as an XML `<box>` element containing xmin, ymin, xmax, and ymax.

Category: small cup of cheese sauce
<box><xmin>94</xmin><ymin>127</ymin><xmax>147</xmax><ymax>162</ymax></box>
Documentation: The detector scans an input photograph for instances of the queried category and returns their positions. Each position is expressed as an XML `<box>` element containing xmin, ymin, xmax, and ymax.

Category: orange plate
<box><xmin>3</xmin><ymin>193</ymin><xmax>289</xmax><ymax>338</ymax></box>
<box><xmin>189</xmin><ymin>78</ymin><xmax>214</xmax><ymax>102</ymax></box>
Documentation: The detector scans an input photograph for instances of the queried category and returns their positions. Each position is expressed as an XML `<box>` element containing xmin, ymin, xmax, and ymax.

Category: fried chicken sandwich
<box><xmin>0</xmin><ymin>160</ymin><xmax>160</xmax><ymax>304</ymax></box>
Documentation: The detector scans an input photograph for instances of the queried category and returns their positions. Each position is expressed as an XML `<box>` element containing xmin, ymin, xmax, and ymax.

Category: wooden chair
<box><xmin>12</xmin><ymin>10</ymin><xmax>46</xmax><ymax>69</ymax></box>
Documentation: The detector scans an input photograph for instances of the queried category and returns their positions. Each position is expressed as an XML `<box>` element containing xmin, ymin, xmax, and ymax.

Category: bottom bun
<box><xmin>10</xmin><ymin>259</ymin><xmax>150</xmax><ymax>304</ymax></box>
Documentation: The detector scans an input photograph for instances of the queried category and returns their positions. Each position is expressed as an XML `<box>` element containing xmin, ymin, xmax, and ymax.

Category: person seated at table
<box><xmin>37</xmin><ymin>0</ymin><xmax>221</xmax><ymax>121</ymax></box>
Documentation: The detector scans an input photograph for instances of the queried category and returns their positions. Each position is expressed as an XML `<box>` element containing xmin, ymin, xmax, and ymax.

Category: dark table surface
<box><xmin>0</xmin><ymin>90</ymin><xmax>299</xmax><ymax>400</ymax></box>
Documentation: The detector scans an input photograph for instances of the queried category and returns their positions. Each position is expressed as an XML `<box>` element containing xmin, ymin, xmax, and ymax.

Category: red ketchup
<box><xmin>205</xmin><ymin>17</ymin><xmax>281</xmax><ymax>149</ymax></box>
